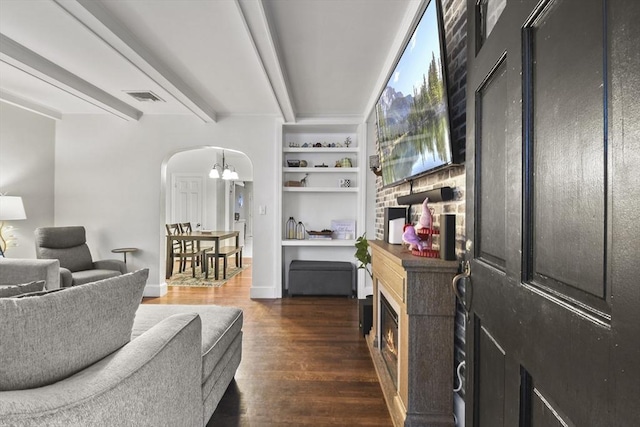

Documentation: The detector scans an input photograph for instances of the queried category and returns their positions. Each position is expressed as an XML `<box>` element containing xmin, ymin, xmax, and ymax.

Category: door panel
<box><xmin>531</xmin><ymin>387</ymin><xmax>572</xmax><ymax>427</ymax></box>
<box><xmin>171</xmin><ymin>174</ymin><xmax>204</xmax><ymax>226</ymax></box>
<box><xmin>465</xmin><ymin>0</ymin><xmax>639</xmax><ymax>425</ymax></box>
<box><xmin>474</xmin><ymin>319</ymin><xmax>506</xmax><ymax>426</ymax></box>
<box><xmin>476</xmin><ymin>57</ymin><xmax>508</xmax><ymax>270</ymax></box>
<box><xmin>526</xmin><ymin>0</ymin><xmax>607</xmax><ymax>304</ymax></box>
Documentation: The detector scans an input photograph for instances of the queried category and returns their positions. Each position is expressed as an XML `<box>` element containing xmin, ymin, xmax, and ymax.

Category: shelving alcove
<box><xmin>279</xmin><ymin>122</ymin><xmax>366</xmax><ymax>298</ymax></box>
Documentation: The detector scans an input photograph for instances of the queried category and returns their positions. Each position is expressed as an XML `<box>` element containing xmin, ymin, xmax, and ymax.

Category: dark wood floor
<box><xmin>143</xmin><ymin>259</ymin><xmax>392</xmax><ymax>426</ymax></box>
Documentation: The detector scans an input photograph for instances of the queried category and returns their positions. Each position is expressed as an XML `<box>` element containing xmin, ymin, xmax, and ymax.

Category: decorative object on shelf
<box><xmin>286</xmin><ymin>217</ymin><xmax>296</xmax><ymax>239</ymax></box>
<box><xmin>415</xmin><ymin>197</ymin><xmax>434</xmax><ymax>248</ymax></box>
<box><xmin>354</xmin><ymin>233</ymin><xmax>372</xmax><ymax>280</ymax></box>
<box><xmin>0</xmin><ymin>194</ymin><xmax>27</xmax><ymax>257</ymax></box>
<box><xmin>369</xmin><ymin>154</ymin><xmax>382</xmax><ymax>176</ymax></box>
<box><xmin>299</xmin><ymin>160</ymin><xmax>308</xmax><ymax>167</ymax></box>
<box><xmin>340</xmin><ymin>157</ymin><xmax>352</xmax><ymax>167</ymax></box>
<box><xmin>403</xmin><ymin>225</ymin><xmax>441</xmax><ymax>258</ymax></box>
<box><xmin>284</xmin><ymin>181</ymin><xmax>302</xmax><ymax>187</ymax></box>
<box><xmin>331</xmin><ymin>219</ymin><xmax>355</xmax><ymax>240</ymax></box>
<box><xmin>402</xmin><ymin>198</ymin><xmax>441</xmax><ymax>257</ymax></box>
<box><xmin>295</xmin><ymin>222</ymin><xmax>306</xmax><ymax>240</ymax></box>
<box><xmin>338</xmin><ymin>179</ymin><xmax>351</xmax><ymax>188</ymax></box>
<box><xmin>300</xmin><ymin>174</ymin><xmax>309</xmax><ymax>187</ymax></box>
<box><xmin>314</xmin><ymin>163</ymin><xmax>329</xmax><ymax>168</ymax></box>
<box><xmin>402</xmin><ymin>224</ymin><xmax>426</xmax><ymax>251</ymax></box>
<box><xmin>414</xmin><ymin>228</ymin><xmax>441</xmax><ymax>257</ymax></box>
<box><xmin>306</xmin><ymin>230</ymin><xmax>333</xmax><ymax>240</ymax></box>
<box><xmin>287</xmin><ymin>159</ymin><xmax>300</xmax><ymax>167</ymax></box>
<box><xmin>209</xmin><ymin>150</ymin><xmax>239</xmax><ymax>180</ymax></box>
<box><xmin>344</xmin><ymin>137</ymin><xmax>352</xmax><ymax>147</ymax></box>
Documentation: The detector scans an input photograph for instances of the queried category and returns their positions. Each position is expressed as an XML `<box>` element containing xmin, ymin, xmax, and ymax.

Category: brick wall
<box><xmin>372</xmin><ymin>0</ymin><xmax>468</xmax><ymax>411</ymax></box>
<box><xmin>373</xmin><ymin>0</ymin><xmax>467</xmax><ymax>258</ymax></box>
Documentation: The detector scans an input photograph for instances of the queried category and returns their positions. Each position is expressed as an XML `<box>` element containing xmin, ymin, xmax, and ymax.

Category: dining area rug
<box><xmin>167</xmin><ymin>265</ymin><xmax>244</xmax><ymax>287</ymax></box>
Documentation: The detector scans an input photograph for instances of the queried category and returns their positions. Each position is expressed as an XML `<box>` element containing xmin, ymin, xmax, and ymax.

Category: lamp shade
<box><xmin>0</xmin><ymin>196</ymin><xmax>26</xmax><ymax>220</ymax></box>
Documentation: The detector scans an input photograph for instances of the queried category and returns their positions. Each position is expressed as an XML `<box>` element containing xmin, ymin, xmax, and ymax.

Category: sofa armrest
<box><xmin>0</xmin><ymin>313</ymin><xmax>204</xmax><ymax>427</ymax></box>
<box><xmin>0</xmin><ymin>259</ymin><xmax>60</xmax><ymax>290</ymax></box>
<box><xmin>94</xmin><ymin>259</ymin><xmax>127</xmax><ymax>274</ymax></box>
<box><xmin>59</xmin><ymin>267</ymin><xmax>73</xmax><ymax>288</ymax></box>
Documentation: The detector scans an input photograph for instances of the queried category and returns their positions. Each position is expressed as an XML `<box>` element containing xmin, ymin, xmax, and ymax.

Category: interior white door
<box><xmin>171</xmin><ymin>174</ymin><xmax>204</xmax><ymax>227</ymax></box>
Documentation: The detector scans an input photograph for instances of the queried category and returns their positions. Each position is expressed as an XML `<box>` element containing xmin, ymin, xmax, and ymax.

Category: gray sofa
<box><xmin>0</xmin><ymin>258</ymin><xmax>60</xmax><ymax>290</ymax></box>
<box><xmin>0</xmin><ymin>261</ymin><xmax>242</xmax><ymax>426</ymax></box>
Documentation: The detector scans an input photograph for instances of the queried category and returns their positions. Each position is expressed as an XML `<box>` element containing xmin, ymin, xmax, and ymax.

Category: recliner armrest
<box><xmin>93</xmin><ymin>259</ymin><xmax>127</xmax><ymax>274</ymax></box>
<box><xmin>59</xmin><ymin>267</ymin><xmax>73</xmax><ymax>288</ymax></box>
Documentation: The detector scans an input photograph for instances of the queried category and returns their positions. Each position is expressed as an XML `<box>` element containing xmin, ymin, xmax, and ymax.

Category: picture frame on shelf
<box><xmin>331</xmin><ymin>219</ymin><xmax>356</xmax><ymax>240</ymax></box>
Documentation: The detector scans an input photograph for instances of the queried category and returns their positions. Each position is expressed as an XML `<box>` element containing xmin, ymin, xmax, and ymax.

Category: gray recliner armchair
<box><xmin>35</xmin><ymin>226</ymin><xmax>126</xmax><ymax>287</ymax></box>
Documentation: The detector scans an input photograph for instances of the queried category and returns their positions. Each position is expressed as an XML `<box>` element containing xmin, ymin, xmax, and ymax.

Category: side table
<box><xmin>111</xmin><ymin>247</ymin><xmax>138</xmax><ymax>264</ymax></box>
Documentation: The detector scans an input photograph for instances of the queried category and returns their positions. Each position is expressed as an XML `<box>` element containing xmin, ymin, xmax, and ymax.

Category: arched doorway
<box><xmin>161</xmin><ymin>146</ymin><xmax>253</xmax><ymax>289</ymax></box>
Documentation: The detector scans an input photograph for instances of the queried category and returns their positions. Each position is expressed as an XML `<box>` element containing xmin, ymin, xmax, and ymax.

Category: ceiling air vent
<box><xmin>124</xmin><ymin>90</ymin><xmax>165</xmax><ymax>103</ymax></box>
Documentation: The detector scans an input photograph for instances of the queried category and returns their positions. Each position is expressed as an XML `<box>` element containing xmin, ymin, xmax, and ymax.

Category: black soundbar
<box><xmin>396</xmin><ymin>186</ymin><xmax>454</xmax><ymax>205</ymax></box>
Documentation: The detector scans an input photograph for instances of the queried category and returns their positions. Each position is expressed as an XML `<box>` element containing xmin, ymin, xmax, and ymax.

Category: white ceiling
<box><xmin>0</xmin><ymin>0</ymin><xmax>422</xmax><ymax>123</ymax></box>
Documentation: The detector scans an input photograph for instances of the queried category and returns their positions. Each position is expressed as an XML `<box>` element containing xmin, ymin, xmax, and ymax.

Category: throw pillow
<box><xmin>0</xmin><ymin>268</ymin><xmax>149</xmax><ymax>391</ymax></box>
<box><xmin>0</xmin><ymin>280</ymin><xmax>45</xmax><ymax>298</ymax></box>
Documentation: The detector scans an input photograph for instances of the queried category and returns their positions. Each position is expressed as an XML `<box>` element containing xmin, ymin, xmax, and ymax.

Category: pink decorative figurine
<box><xmin>416</xmin><ymin>197</ymin><xmax>433</xmax><ymax>232</ymax></box>
<box><xmin>415</xmin><ymin>197</ymin><xmax>434</xmax><ymax>250</ymax></box>
<box><xmin>402</xmin><ymin>224</ymin><xmax>426</xmax><ymax>251</ymax></box>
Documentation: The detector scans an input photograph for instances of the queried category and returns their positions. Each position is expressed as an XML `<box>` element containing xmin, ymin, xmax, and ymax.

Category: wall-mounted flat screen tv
<box><xmin>375</xmin><ymin>0</ymin><xmax>453</xmax><ymax>188</ymax></box>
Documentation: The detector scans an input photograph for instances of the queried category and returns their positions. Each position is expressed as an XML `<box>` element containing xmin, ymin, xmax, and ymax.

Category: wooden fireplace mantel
<box><xmin>367</xmin><ymin>240</ymin><xmax>458</xmax><ymax>427</ymax></box>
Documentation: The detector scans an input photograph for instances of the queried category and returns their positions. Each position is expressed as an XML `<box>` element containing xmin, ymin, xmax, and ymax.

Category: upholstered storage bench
<box><xmin>288</xmin><ymin>260</ymin><xmax>354</xmax><ymax>296</ymax></box>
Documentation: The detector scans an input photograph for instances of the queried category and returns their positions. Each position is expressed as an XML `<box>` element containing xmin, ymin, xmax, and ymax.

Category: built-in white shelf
<box><xmin>282</xmin><ymin>239</ymin><xmax>356</xmax><ymax>247</ymax></box>
<box><xmin>280</xmin><ymin>121</ymin><xmax>366</xmax><ymax>298</ymax></box>
<box><xmin>283</xmin><ymin>187</ymin><xmax>358</xmax><ymax>193</ymax></box>
<box><xmin>283</xmin><ymin>147</ymin><xmax>359</xmax><ymax>153</ymax></box>
<box><xmin>283</xmin><ymin>167</ymin><xmax>359</xmax><ymax>173</ymax></box>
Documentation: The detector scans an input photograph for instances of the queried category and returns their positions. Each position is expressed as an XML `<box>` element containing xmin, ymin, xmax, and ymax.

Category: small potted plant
<box><xmin>354</xmin><ymin>233</ymin><xmax>372</xmax><ymax>280</ymax></box>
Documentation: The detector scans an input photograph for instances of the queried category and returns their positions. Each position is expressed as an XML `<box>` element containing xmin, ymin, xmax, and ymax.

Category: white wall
<box><xmin>0</xmin><ymin>103</ymin><xmax>56</xmax><ymax>259</ymax></box>
<box><xmin>55</xmin><ymin>114</ymin><xmax>279</xmax><ymax>298</ymax></box>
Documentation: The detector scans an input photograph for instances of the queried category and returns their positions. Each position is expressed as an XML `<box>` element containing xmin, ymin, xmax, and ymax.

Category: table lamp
<box><xmin>0</xmin><ymin>195</ymin><xmax>27</xmax><ymax>257</ymax></box>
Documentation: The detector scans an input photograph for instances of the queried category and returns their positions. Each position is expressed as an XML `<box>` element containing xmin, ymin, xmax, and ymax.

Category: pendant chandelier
<box><xmin>209</xmin><ymin>150</ymin><xmax>239</xmax><ymax>180</ymax></box>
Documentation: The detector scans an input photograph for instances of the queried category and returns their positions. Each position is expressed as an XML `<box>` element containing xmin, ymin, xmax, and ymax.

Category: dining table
<box><xmin>166</xmin><ymin>230</ymin><xmax>240</xmax><ymax>280</ymax></box>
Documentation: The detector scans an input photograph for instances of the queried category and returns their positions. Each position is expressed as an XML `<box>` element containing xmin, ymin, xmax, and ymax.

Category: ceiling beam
<box><xmin>55</xmin><ymin>0</ymin><xmax>217</xmax><ymax>123</ymax></box>
<box><xmin>0</xmin><ymin>34</ymin><xmax>142</xmax><ymax>121</ymax></box>
<box><xmin>0</xmin><ymin>90</ymin><xmax>62</xmax><ymax>121</ymax></box>
<box><xmin>236</xmin><ymin>0</ymin><xmax>296</xmax><ymax>123</ymax></box>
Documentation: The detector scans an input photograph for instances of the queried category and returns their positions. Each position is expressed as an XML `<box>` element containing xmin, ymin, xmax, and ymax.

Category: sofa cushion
<box><xmin>0</xmin><ymin>280</ymin><xmax>45</xmax><ymax>298</ymax></box>
<box><xmin>132</xmin><ymin>305</ymin><xmax>243</xmax><ymax>383</ymax></box>
<box><xmin>0</xmin><ymin>269</ymin><xmax>148</xmax><ymax>391</ymax></box>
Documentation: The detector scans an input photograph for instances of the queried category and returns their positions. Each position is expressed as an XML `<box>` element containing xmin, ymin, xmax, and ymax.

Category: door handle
<box><xmin>452</xmin><ymin>260</ymin><xmax>471</xmax><ymax>320</ymax></box>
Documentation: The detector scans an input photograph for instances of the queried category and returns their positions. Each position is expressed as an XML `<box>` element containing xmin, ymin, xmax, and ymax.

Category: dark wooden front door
<box><xmin>464</xmin><ymin>0</ymin><xmax>639</xmax><ymax>425</ymax></box>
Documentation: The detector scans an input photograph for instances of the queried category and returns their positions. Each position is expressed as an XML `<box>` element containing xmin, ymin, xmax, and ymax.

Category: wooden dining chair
<box><xmin>182</xmin><ymin>222</ymin><xmax>217</xmax><ymax>264</ymax></box>
<box><xmin>166</xmin><ymin>223</ymin><xmax>201</xmax><ymax>278</ymax></box>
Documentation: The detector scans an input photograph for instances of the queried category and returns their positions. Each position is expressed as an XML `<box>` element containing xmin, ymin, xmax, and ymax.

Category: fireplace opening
<box><xmin>380</xmin><ymin>294</ymin><xmax>399</xmax><ymax>389</ymax></box>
